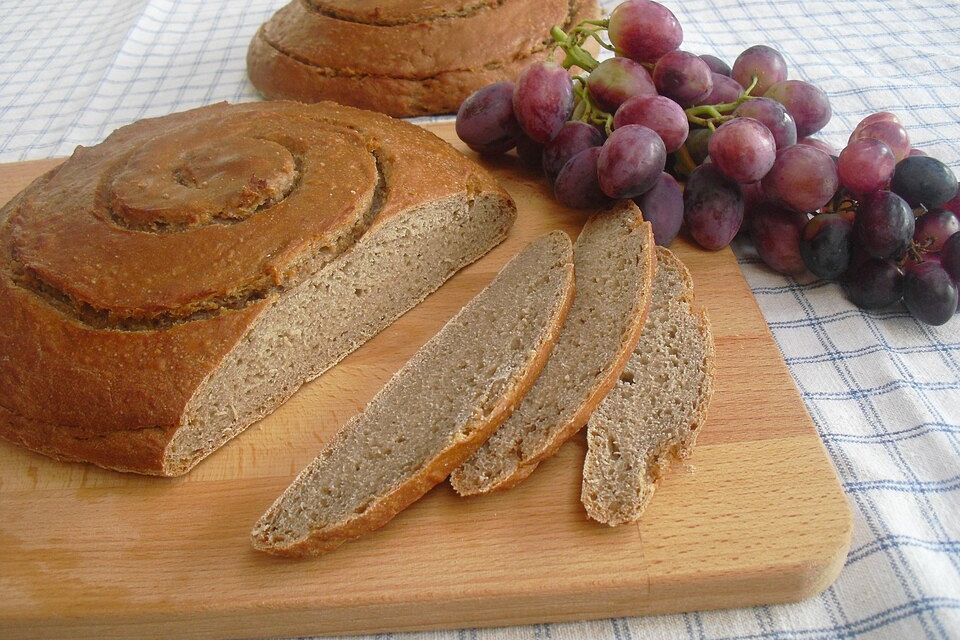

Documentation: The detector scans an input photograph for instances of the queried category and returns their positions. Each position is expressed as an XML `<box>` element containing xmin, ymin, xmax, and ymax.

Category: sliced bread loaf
<box><xmin>251</xmin><ymin>232</ymin><xmax>576</xmax><ymax>557</ymax></box>
<box><xmin>581</xmin><ymin>247</ymin><xmax>715</xmax><ymax>526</ymax></box>
<box><xmin>450</xmin><ymin>201</ymin><xmax>655</xmax><ymax>496</ymax></box>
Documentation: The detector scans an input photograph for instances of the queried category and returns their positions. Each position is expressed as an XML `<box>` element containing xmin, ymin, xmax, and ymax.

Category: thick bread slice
<box><xmin>251</xmin><ymin>232</ymin><xmax>576</xmax><ymax>557</ymax></box>
<box><xmin>581</xmin><ymin>247</ymin><xmax>715</xmax><ymax>526</ymax></box>
<box><xmin>450</xmin><ymin>201</ymin><xmax>656</xmax><ymax>495</ymax></box>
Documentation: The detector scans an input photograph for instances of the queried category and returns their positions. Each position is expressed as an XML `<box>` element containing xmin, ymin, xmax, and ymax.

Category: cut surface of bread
<box><xmin>251</xmin><ymin>232</ymin><xmax>576</xmax><ymax>557</ymax></box>
<box><xmin>581</xmin><ymin>247</ymin><xmax>715</xmax><ymax>526</ymax></box>
<box><xmin>450</xmin><ymin>201</ymin><xmax>655</xmax><ymax>495</ymax></box>
<box><xmin>247</xmin><ymin>0</ymin><xmax>600</xmax><ymax>116</ymax></box>
<box><xmin>0</xmin><ymin>100</ymin><xmax>515</xmax><ymax>475</ymax></box>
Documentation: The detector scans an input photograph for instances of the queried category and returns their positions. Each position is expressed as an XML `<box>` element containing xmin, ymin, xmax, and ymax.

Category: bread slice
<box><xmin>450</xmin><ymin>201</ymin><xmax>656</xmax><ymax>496</ymax></box>
<box><xmin>581</xmin><ymin>247</ymin><xmax>715</xmax><ymax>526</ymax></box>
<box><xmin>251</xmin><ymin>232</ymin><xmax>576</xmax><ymax>557</ymax></box>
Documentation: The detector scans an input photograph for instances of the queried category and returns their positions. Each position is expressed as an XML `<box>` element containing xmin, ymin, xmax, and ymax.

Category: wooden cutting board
<box><xmin>0</xmin><ymin>122</ymin><xmax>851</xmax><ymax>640</ymax></box>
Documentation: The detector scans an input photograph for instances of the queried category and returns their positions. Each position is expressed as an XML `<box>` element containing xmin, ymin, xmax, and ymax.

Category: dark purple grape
<box><xmin>762</xmin><ymin>144</ymin><xmax>839</xmax><ymax>213</ymax></box>
<box><xmin>891</xmin><ymin>156</ymin><xmax>959</xmax><ymax>209</ymax></box>
<box><xmin>608</xmin><ymin>0</ymin><xmax>683</xmax><ymax>64</ymax></box>
<box><xmin>750</xmin><ymin>203</ymin><xmax>808</xmax><ymax>275</ymax></box>
<box><xmin>596</xmin><ymin>125</ymin><xmax>667</xmax><ymax>198</ymax></box>
<box><xmin>914</xmin><ymin>209</ymin><xmax>960</xmax><ymax>253</ymax></box>
<box><xmin>838</xmin><ymin>138</ymin><xmax>896</xmax><ymax>195</ymax></box>
<box><xmin>903</xmin><ymin>261</ymin><xmax>959</xmax><ymax>325</ymax></box>
<box><xmin>854</xmin><ymin>191</ymin><xmax>915</xmax><ymax>259</ymax></box>
<box><xmin>512</xmin><ymin>62</ymin><xmax>574</xmax><ymax>144</ymax></box>
<box><xmin>942</xmin><ymin>232</ymin><xmax>960</xmax><ymax>283</ymax></box>
<box><xmin>586</xmin><ymin>57</ymin><xmax>657</xmax><ymax>112</ymax></box>
<box><xmin>685</xmin><ymin>128</ymin><xmax>712</xmax><ymax>165</ymax></box>
<box><xmin>800</xmin><ymin>213</ymin><xmax>853</xmax><ymax>279</ymax></box>
<box><xmin>696</xmin><ymin>73</ymin><xmax>744</xmax><ymax>106</ymax></box>
<box><xmin>634</xmin><ymin>172</ymin><xmax>683</xmax><ymax>245</ymax></box>
<box><xmin>708</xmin><ymin>117</ymin><xmax>777</xmax><ymax>183</ymax></box>
<box><xmin>842</xmin><ymin>258</ymin><xmax>904</xmax><ymax>310</ymax></box>
<box><xmin>515</xmin><ymin>134</ymin><xmax>544</xmax><ymax>170</ymax></box>
<box><xmin>653</xmin><ymin>50</ymin><xmax>713</xmax><ymax>107</ymax></box>
<box><xmin>683</xmin><ymin>163</ymin><xmax>745</xmax><ymax>250</ymax></box>
<box><xmin>850</xmin><ymin>120</ymin><xmax>910</xmax><ymax>162</ymax></box>
<box><xmin>542</xmin><ymin>121</ymin><xmax>604</xmax><ymax>182</ymax></box>
<box><xmin>764</xmin><ymin>80</ymin><xmax>832</xmax><ymax>138</ymax></box>
<box><xmin>733</xmin><ymin>97</ymin><xmax>797</xmax><ymax>149</ymax></box>
<box><xmin>554</xmin><ymin>147</ymin><xmax>611</xmax><ymax>209</ymax></box>
<box><xmin>909</xmin><ymin>148</ymin><xmax>928</xmax><ymax>157</ymax></box>
<box><xmin>700</xmin><ymin>54</ymin><xmax>731</xmax><ymax>77</ymax></box>
<box><xmin>731</xmin><ymin>45</ymin><xmax>788</xmax><ymax>96</ymax></box>
<box><xmin>797</xmin><ymin>137</ymin><xmax>837</xmax><ymax>155</ymax></box>
<box><xmin>613</xmin><ymin>95</ymin><xmax>688</xmax><ymax>152</ymax></box>
<box><xmin>455</xmin><ymin>82</ymin><xmax>520</xmax><ymax>154</ymax></box>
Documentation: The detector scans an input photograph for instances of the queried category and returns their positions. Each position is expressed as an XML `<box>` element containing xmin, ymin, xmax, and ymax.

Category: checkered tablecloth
<box><xmin>2</xmin><ymin>0</ymin><xmax>959</xmax><ymax>638</ymax></box>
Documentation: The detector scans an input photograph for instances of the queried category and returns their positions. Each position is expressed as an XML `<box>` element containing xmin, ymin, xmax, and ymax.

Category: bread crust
<box><xmin>251</xmin><ymin>235</ymin><xmax>577</xmax><ymax>556</ymax></box>
<box><xmin>452</xmin><ymin>201</ymin><xmax>656</xmax><ymax>494</ymax></box>
<box><xmin>247</xmin><ymin>0</ymin><xmax>601</xmax><ymax>116</ymax></box>
<box><xmin>0</xmin><ymin>101</ymin><xmax>514</xmax><ymax>475</ymax></box>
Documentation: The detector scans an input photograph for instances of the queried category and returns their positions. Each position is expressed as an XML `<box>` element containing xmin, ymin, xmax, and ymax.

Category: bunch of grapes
<box><xmin>455</xmin><ymin>0</ymin><xmax>959</xmax><ymax>326</ymax></box>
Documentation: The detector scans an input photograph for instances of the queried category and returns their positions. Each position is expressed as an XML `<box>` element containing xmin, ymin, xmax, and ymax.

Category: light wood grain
<box><xmin>0</xmin><ymin>122</ymin><xmax>851</xmax><ymax>640</ymax></box>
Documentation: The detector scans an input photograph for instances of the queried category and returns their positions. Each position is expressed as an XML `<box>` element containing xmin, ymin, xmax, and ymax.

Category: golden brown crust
<box><xmin>253</xmin><ymin>252</ymin><xmax>577</xmax><ymax>557</ymax></box>
<box><xmin>0</xmin><ymin>100</ymin><xmax>511</xmax><ymax>476</ymax></box>
<box><xmin>246</xmin><ymin>0</ymin><xmax>601</xmax><ymax>116</ymax></box>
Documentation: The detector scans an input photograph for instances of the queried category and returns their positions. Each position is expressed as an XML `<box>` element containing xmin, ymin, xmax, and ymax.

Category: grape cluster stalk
<box><xmin>456</xmin><ymin>0</ymin><xmax>960</xmax><ymax>326</ymax></box>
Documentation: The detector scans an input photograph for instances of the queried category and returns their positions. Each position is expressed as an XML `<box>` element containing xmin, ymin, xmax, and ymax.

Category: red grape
<box><xmin>614</xmin><ymin>95</ymin><xmax>689</xmax><ymax>152</ymax></box>
<box><xmin>683</xmin><ymin>163</ymin><xmax>745</xmax><ymax>250</ymax></box>
<box><xmin>515</xmin><ymin>134</ymin><xmax>544</xmax><ymax>170</ymax></box>
<box><xmin>903</xmin><ymin>261</ymin><xmax>958</xmax><ymax>325</ymax></box>
<box><xmin>733</xmin><ymin>97</ymin><xmax>797</xmax><ymax>149</ymax></box>
<box><xmin>914</xmin><ymin>209</ymin><xmax>960</xmax><ymax>252</ymax></box>
<box><xmin>708</xmin><ymin>117</ymin><xmax>777</xmax><ymax>183</ymax></box>
<box><xmin>696</xmin><ymin>73</ymin><xmax>744</xmax><ymax>106</ymax></box>
<box><xmin>854</xmin><ymin>190</ymin><xmax>915</xmax><ymax>259</ymax></box>
<box><xmin>750</xmin><ymin>203</ymin><xmax>809</xmax><ymax>275</ymax></box>
<box><xmin>891</xmin><ymin>156</ymin><xmax>959</xmax><ymax>209</ymax></box>
<box><xmin>762</xmin><ymin>144</ymin><xmax>839</xmax><ymax>212</ymax></box>
<box><xmin>943</xmin><ymin>232</ymin><xmax>960</xmax><ymax>284</ymax></box>
<box><xmin>797</xmin><ymin>137</ymin><xmax>837</xmax><ymax>155</ymax></box>
<box><xmin>849</xmin><ymin>120</ymin><xmax>911</xmax><ymax>161</ymax></box>
<box><xmin>653</xmin><ymin>50</ymin><xmax>713</xmax><ymax>106</ymax></box>
<box><xmin>456</xmin><ymin>82</ymin><xmax>520</xmax><ymax>154</ymax></box>
<box><xmin>554</xmin><ymin>147</ymin><xmax>611</xmax><ymax>210</ymax></box>
<box><xmin>608</xmin><ymin>0</ymin><xmax>683</xmax><ymax>64</ymax></box>
<box><xmin>542</xmin><ymin>121</ymin><xmax>604</xmax><ymax>182</ymax></box>
<box><xmin>634</xmin><ymin>172</ymin><xmax>683</xmax><ymax>246</ymax></box>
<box><xmin>842</xmin><ymin>258</ymin><xmax>905</xmax><ymax>310</ymax></box>
<box><xmin>837</xmin><ymin>138</ymin><xmax>896</xmax><ymax>195</ymax></box>
<box><xmin>909</xmin><ymin>148</ymin><xmax>928</xmax><ymax>157</ymax></box>
<box><xmin>800</xmin><ymin>213</ymin><xmax>853</xmax><ymax>279</ymax></box>
<box><xmin>732</xmin><ymin>45</ymin><xmax>788</xmax><ymax>96</ymax></box>
<box><xmin>855</xmin><ymin>112</ymin><xmax>899</xmax><ymax>129</ymax></box>
<box><xmin>943</xmin><ymin>186</ymin><xmax>960</xmax><ymax>216</ymax></box>
<box><xmin>513</xmin><ymin>62</ymin><xmax>574</xmax><ymax>144</ymax></box>
<box><xmin>586</xmin><ymin>57</ymin><xmax>657</xmax><ymax>112</ymax></box>
<box><xmin>700</xmin><ymin>54</ymin><xmax>731</xmax><ymax>77</ymax></box>
<box><xmin>596</xmin><ymin>125</ymin><xmax>666</xmax><ymax>198</ymax></box>
<box><xmin>764</xmin><ymin>80</ymin><xmax>832</xmax><ymax>138</ymax></box>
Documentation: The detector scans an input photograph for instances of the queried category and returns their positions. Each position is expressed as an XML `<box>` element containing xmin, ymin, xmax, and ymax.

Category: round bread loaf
<box><xmin>247</xmin><ymin>0</ymin><xmax>601</xmax><ymax>116</ymax></box>
<box><xmin>0</xmin><ymin>100</ymin><xmax>516</xmax><ymax>476</ymax></box>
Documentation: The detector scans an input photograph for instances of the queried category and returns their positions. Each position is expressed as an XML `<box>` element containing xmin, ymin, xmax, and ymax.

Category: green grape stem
<box><xmin>549</xmin><ymin>19</ymin><xmax>612</xmax><ymax>72</ymax></box>
<box><xmin>572</xmin><ymin>77</ymin><xmax>614</xmax><ymax>135</ymax></box>
<box><xmin>684</xmin><ymin>75</ymin><xmax>761</xmax><ymax>129</ymax></box>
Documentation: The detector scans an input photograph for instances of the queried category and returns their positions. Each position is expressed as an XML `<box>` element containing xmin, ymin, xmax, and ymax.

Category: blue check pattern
<box><xmin>1</xmin><ymin>0</ymin><xmax>958</xmax><ymax>638</ymax></box>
